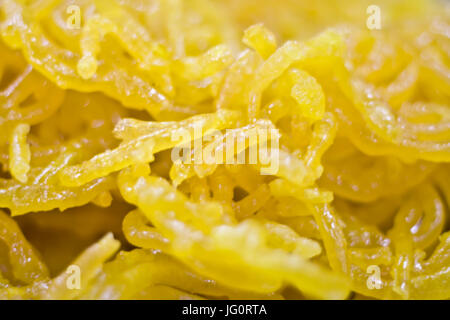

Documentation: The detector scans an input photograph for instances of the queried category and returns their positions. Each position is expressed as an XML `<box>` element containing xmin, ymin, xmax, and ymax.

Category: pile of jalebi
<box><xmin>0</xmin><ymin>0</ymin><xmax>449</xmax><ymax>300</ymax></box>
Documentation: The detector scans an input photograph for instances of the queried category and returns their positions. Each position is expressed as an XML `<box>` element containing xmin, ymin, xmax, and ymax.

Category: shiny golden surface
<box><xmin>0</xmin><ymin>0</ymin><xmax>449</xmax><ymax>299</ymax></box>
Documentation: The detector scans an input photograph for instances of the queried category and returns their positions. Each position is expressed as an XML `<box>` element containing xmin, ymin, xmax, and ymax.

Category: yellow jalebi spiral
<box><xmin>0</xmin><ymin>0</ymin><xmax>449</xmax><ymax>300</ymax></box>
